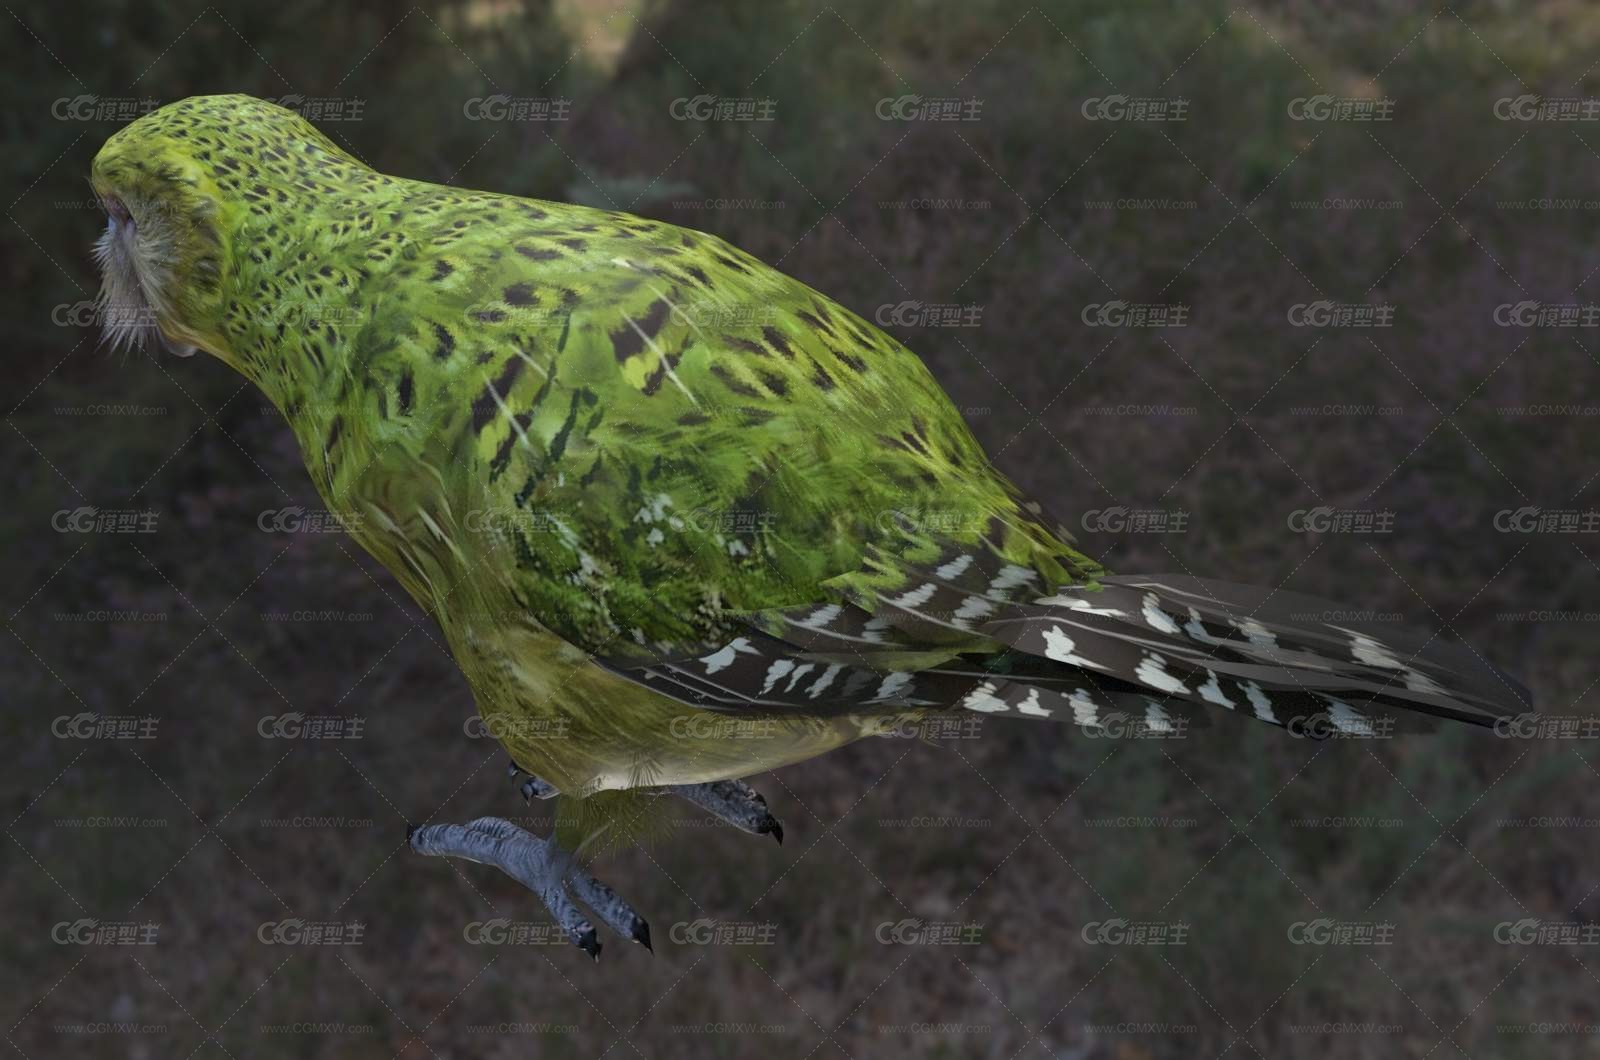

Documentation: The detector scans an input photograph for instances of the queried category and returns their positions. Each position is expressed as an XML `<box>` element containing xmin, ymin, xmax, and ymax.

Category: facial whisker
<box><xmin>91</xmin><ymin>201</ymin><xmax>178</xmax><ymax>355</ymax></box>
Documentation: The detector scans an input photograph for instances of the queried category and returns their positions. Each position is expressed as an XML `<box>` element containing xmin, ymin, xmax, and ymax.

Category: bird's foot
<box><xmin>507</xmin><ymin>760</ymin><xmax>558</xmax><ymax>801</ymax></box>
<box><xmin>507</xmin><ymin>760</ymin><xmax>783</xmax><ymax>842</ymax></box>
<box><xmin>407</xmin><ymin>816</ymin><xmax>650</xmax><ymax>959</ymax></box>
<box><xmin>665</xmin><ymin>778</ymin><xmax>784</xmax><ymax>844</ymax></box>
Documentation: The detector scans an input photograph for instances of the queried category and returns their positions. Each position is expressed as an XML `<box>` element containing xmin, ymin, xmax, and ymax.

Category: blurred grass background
<box><xmin>4</xmin><ymin>0</ymin><xmax>1600</xmax><ymax>1056</ymax></box>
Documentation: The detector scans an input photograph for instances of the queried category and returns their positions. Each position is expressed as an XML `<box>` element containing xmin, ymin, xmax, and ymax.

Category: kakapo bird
<box><xmin>90</xmin><ymin>95</ymin><xmax>1530</xmax><ymax>957</ymax></box>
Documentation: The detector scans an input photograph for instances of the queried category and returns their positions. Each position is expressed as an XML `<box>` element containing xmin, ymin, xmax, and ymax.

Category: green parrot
<box><xmin>90</xmin><ymin>95</ymin><xmax>1529</xmax><ymax>958</ymax></box>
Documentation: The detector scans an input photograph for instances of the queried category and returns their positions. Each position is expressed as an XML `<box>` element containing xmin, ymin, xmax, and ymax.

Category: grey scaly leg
<box><xmin>508</xmin><ymin>762</ymin><xmax>783</xmax><ymax>843</ymax></box>
<box><xmin>408</xmin><ymin>814</ymin><xmax>650</xmax><ymax>959</ymax></box>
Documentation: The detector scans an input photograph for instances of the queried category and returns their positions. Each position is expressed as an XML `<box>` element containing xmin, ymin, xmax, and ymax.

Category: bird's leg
<box><xmin>662</xmin><ymin>778</ymin><xmax>784</xmax><ymax>844</ymax></box>
<box><xmin>507</xmin><ymin>761</ymin><xmax>783</xmax><ymax>843</ymax></box>
<box><xmin>408</xmin><ymin>814</ymin><xmax>650</xmax><ymax>959</ymax></box>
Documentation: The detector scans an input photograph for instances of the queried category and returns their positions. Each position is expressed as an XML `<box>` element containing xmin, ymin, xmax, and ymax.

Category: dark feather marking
<box><xmin>641</xmin><ymin>357</ymin><xmax>669</xmax><ymax>396</ymax></box>
<box><xmin>761</xmin><ymin>326</ymin><xmax>794</xmax><ymax>357</ymax></box>
<box><xmin>432</xmin><ymin>323</ymin><xmax>454</xmax><ymax>360</ymax></box>
<box><xmin>710</xmin><ymin>363</ymin><xmax>760</xmax><ymax>398</ymax></box>
<box><xmin>639</xmin><ymin>298</ymin><xmax>671</xmax><ymax>338</ymax></box>
<box><xmin>797</xmin><ymin>310</ymin><xmax>835</xmax><ymax>336</ymax></box>
<box><xmin>810</xmin><ymin>358</ymin><xmax>836</xmax><ymax>390</ymax></box>
<box><xmin>472</xmin><ymin>356</ymin><xmax>526</xmax><ymax>433</ymax></box>
<box><xmin>514</xmin><ymin>473</ymin><xmax>540</xmax><ymax>507</ymax></box>
<box><xmin>489</xmin><ymin>413</ymin><xmax>534</xmax><ymax>480</ymax></box>
<box><xmin>611</xmin><ymin>320</ymin><xmax>643</xmax><ymax>362</ymax></box>
<box><xmin>547</xmin><ymin>391</ymin><xmax>583</xmax><ymax>464</ymax></box>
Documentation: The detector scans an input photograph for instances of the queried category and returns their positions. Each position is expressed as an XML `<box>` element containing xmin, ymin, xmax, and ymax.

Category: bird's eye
<box><xmin>105</xmin><ymin>196</ymin><xmax>130</xmax><ymax>223</ymax></box>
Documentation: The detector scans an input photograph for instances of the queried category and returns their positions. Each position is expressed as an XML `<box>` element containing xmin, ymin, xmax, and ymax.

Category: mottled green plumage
<box><xmin>91</xmin><ymin>95</ymin><xmax>1100</xmax><ymax>805</ymax></box>
<box><xmin>91</xmin><ymin>96</ymin><xmax>1527</xmax><ymax>849</ymax></box>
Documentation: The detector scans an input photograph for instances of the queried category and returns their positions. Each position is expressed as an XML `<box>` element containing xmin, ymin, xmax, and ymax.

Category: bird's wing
<box><xmin>416</xmin><ymin>196</ymin><xmax>1100</xmax><ymax>675</ymax></box>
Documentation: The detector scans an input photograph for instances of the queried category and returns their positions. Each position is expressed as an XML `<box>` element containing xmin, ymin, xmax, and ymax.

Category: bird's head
<box><xmin>88</xmin><ymin>94</ymin><xmax>363</xmax><ymax>366</ymax></box>
<box><xmin>90</xmin><ymin>113</ymin><xmax>228</xmax><ymax>358</ymax></box>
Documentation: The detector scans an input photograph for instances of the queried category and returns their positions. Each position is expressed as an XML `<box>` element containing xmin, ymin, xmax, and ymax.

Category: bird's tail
<box><xmin>949</xmin><ymin>574</ymin><xmax>1530</xmax><ymax>737</ymax></box>
<box><xmin>646</xmin><ymin>563</ymin><xmax>1530</xmax><ymax>741</ymax></box>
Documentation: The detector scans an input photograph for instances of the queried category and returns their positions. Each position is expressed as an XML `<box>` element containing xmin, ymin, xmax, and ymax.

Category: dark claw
<box><xmin>577</xmin><ymin>927</ymin><xmax>601</xmax><ymax>961</ymax></box>
<box><xmin>633</xmin><ymin>920</ymin><xmax>653</xmax><ymax>953</ymax></box>
<box><xmin>750</xmin><ymin>803</ymin><xmax>783</xmax><ymax>844</ymax></box>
